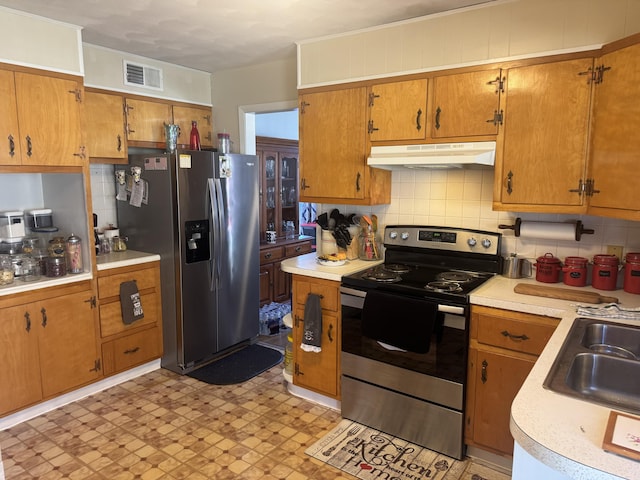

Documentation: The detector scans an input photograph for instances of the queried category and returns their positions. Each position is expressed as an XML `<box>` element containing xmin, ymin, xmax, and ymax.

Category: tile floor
<box><xmin>0</xmin><ymin>352</ymin><xmax>511</xmax><ymax>480</ymax></box>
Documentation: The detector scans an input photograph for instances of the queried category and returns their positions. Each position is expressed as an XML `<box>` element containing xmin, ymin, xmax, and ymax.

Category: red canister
<box><xmin>562</xmin><ymin>256</ymin><xmax>588</xmax><ymax>287</ymax></box>
<box><xmin>592</xmin><ymin>254</ymin><xmax>619</xmax><ymax>291</ymax></box>
<box><xmin>534</xmin><ymin>253</ymin><xmax>562</xmax><ymax>283</ymax></box>
<box><xmin>623</xmin><ymin>252</ymin><xmax>640</xmax><ymax>294</ymax></box>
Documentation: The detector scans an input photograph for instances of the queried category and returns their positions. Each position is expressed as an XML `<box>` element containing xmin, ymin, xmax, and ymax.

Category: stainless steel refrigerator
<box><xmin>117</xmin><ymin>150</ymin><xmax>259</xmax><ymax>374</ymax></box>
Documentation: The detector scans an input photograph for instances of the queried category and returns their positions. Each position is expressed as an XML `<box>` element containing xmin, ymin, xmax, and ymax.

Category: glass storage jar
<box><xmin>46</xmin><ymin>256</ymin><xmax>67</xmax><ymax>278</ymax></box>
<box><xmin>0</xmin><ymin>255</ymin><xmax>14</xmax><ymax>285</ymax></box>
<box><xmin>20</xmin><ymin>256</ymin><xmax>40</xmax><ymax>282</ymax></box>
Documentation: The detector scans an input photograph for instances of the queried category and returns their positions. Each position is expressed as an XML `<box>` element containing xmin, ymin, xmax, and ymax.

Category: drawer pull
<box><xmin>501</xmin><ymin>330</ymin><xmax>530</xmax><ymax>341</ymax></box>
<box><xmin>264</xmin><ymin>252</ymin><xmax>272</xmax><ymax>259</ymax></box>
<box><xmin>328</xmin><ymin>323</ymin><xmax>333</xmax><ymax>343</ymax></box>
<box><xmin>124</xmin><ymin>346</ymin><xmax>140</xmax><ymax>355</ymax></box>
<box><xmin>481</xmin><ymin>359</ymin><xmax>488</xmax><ymax>384</ymax></box>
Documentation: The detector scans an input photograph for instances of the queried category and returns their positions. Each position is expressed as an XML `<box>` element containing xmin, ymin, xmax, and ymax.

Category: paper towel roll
<box><xmin>519</xmin><ymin>222</ymin><xmax>577</xmax><ymax>241</ymax></box>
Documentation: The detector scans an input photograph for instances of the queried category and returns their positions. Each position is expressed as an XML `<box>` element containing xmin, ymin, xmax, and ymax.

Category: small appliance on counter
<box><xmin>0</xmin><ymin>210</ymin><xmax>26</xmax><ymax>242</ymax></box>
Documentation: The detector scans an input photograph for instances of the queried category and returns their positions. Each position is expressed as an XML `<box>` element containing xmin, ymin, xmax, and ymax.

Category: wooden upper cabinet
<box><xmin>0</xmin><ymin>70</ymin><xmax>21</xmax><ymax>165</ymax></box>
<box><xmin>299</xmin><ymin>87</ymin><xmax>390</xmax><ymax>205</ymax></box>
<box><xmin>588</xmin><ymin>40</ymin><xmax>640</xmax><ymax>219</ymax></box>
<box><xmin>368</xmin><ymin>79</ymin><xmax>428</xmax><ymax>142</ymax></box>
<box><xmin>11</xmin><ymin>71</ymin><xmax>84</xmax><ymax>166</ymax></box>
<box><xmin>431</xmin><ymin>68</ymin><xmax>502</xmax><ymax>138</ymax></box>
<box><xmin>124</xmin><ymin>98</ymin><xmax>172</xmax><ymax>144</ymax></box>
<box><xmin>299</xmin><ymin>87</ymin><xmax>367</xmax><ymax>201</ymax></box>
<box><xmin>85</xmin><ymin>90</ymin><xmax>127</xmax><ymax>163</ymax></box>
<box><xmin>495</xmin><ymin>58</ymin><xmax>593</xmax><ymax>209</ymax></box>
<box><xmin>172</xmin><ymin>105</ymin><xmax>214</xmax><ymax>148</ymax></box>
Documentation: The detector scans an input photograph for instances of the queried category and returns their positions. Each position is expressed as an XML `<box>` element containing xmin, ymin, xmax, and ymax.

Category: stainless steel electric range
<box><xmin>340</xmin><ymin>225</ymin><xmax>502</xmax><ymax>459</ymax></box>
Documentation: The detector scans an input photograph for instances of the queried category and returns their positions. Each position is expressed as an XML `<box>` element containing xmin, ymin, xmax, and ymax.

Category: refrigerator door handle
<box><xmin>214</xmin><ymin>177</ymin><xmax>226</xmax><ymax>276</ymax></box>
<box><xmin>207</xmin><ymin>178</ymin><xmax>218</xmax><ymax>291</ymax></box>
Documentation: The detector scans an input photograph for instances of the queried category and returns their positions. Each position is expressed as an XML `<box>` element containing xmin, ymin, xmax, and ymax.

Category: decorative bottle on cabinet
<box><xmin>189</xmin><ymin>121</ymin><xmax>201</xmax><ymax>150</ymax></box>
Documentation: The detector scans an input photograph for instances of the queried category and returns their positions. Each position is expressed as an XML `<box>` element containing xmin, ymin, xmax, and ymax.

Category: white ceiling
<box><xmin>0</xmin><ymin>0</ymin><xmax>495</xmax><ymax>73</ymax></box>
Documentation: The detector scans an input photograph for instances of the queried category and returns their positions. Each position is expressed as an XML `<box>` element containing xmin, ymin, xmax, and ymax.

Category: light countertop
<box><xmin>280</xmin><ymin>252</ymin><xmax>383</xmax><ymax>281</ymax></box>
<box><xmin>471</xmin><ymin>276</ymin><xmax>640</xmax><ymax>480</ymax></box>
<box><xmin>95</xmin><ymin>250</ymin><xmax>160</xmax><ymax>271</ymax></box>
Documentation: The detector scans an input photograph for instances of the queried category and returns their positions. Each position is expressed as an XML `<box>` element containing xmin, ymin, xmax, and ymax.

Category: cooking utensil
<box><xmin>514</xmin><ymin>283</ymin><xmax>619</xmax><ymax>304</ymax></box>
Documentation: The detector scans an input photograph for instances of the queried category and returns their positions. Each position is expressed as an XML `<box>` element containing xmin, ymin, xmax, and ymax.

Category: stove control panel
<box><xmin>384</xmin><ymin>225</ymin><xmax>501</xmax><ymax>256</ymax></box>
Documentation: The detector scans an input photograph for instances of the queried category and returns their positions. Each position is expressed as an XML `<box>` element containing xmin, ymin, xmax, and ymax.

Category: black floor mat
<box><xmin>187</xmin><ymin>344</ymin><xmax>283</xmax><ymax>385</ymax></box>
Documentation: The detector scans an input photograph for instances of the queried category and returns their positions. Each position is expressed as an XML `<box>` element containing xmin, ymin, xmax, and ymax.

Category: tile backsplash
<box><xmin>92</xmin><ymin>163</ymin><xmax>640</xmax><ymax>262</ymax></box>
<box><xmin>320</xmin><ymin>168</ymin><xmax>640</xmax><ymax>262</ymax></box>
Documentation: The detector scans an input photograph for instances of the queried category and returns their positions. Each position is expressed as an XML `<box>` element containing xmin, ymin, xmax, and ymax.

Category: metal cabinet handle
<box><xmin>124</xmin><ymin>347</ymin><xmax>140</xmax><ymax>355</ymax></box>
<box><xmin>416</xmin><ymin>109</ymin><xmax>422</xmax><ymax>131</ymax></box>
<box><xmin>264</xmin><ymin>252</ymin><xmax>272</xmax><ymax>259</ymax></box>
<box><xmin>295</xmin><ymin>246</ymin><xmax>302</xmax><ymax>252</ymax></box>
<box><xmin>506</xmin><ymin>170</ymin><xmax>513</xmax><ymax>195</ymax></box>
<box><xmin>41</xmin><ymin>307</ymin><xmax>47</xmax><ymax>328</ymax></box>
<box><xmin>356</xmin><ymin>172</ymin><xmax>361</xmax><ymax>192</ymax></box>
<box><xmin>25</xmin><ymin>312</ymin><xmax>31</xmax><ymax>332</ymax></box>
<box><xmin>328</xmin><ymin>324</ymin><xmax>333</xmax><ymax>343</ymax></box>
<box><xmin>481</xmin><ymin>359</ymin><xmax>488</xmax><ymax>384</ymax></box>
<box><xmin>435</xmin><ymin>107</ymin><xmax>441</xmax><ymax>130</ymax></box>
<box><xmin>501</xmin><ymin>330</ymin><xmax>530</xmax><ymax>341</ymax></box>
<box><xmin>26</xmin><ymin>135</ymin><xmax>33</xmax><ymax>156</ymax></box>
<box><xmin>89</xmin><ymin>359</ymin><xmax>101</xmax><ymax>372</ymax></box>
<box><xmin>8</xmin><ymin>135</ymin><xmax>15</xmax><ymax>157</ymax></box>
<box><xmin>117</xmin><ymin>134</ymin><xmax>122</xmax><ymax>152</ymax></box>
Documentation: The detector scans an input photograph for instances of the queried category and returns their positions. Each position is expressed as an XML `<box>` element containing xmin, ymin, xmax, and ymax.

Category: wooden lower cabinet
<box><xmin>465</xmin><ymin>305</ymin><xmax>558</xmax><ymax>457</ymax></box>
<box><xmin>260</xmin><ymin>238</ymin><xmax>312</xmax><ymax>306</ymax></box>
<box><xmin>97</xmin><ymin>261</ymin><xmax>163</xmax><ymax>376</ymax></box>
<box><xmin>291</xmin><ymin>275</ymin><xmax>340</xmax><ymax>399</ymax></box>
<box><xmin>0</xmin><ymin>285</ymin><xmax>101</xmax><ymax>417</ymax></box>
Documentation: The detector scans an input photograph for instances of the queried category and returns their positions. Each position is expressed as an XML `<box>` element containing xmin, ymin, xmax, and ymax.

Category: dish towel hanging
<box><xmin>120</xmin><ymin>280</ymin><xmax>144</xmax><ymax>325</ymax></box>
<box><xmin>301</xmin><ymin>293</ymin><xmax>323</xmax><ymax>353</ymax></box>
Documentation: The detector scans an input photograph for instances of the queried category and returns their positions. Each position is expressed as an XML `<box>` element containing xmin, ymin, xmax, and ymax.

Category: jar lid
<box><xmin>625</xmin><ymin>252</ymin><xmax>640</xmax><ymax>263</ymax></box>
<box><xmin>0</xmin><ymin>210</ymin><xmax>24</xmax><ymax>217</ymax></box>
<box><xmin>564</xmin><ymin>256</ymin><xmax>588</xmax><ymax>266</ymax></box>
<box><xmin>217</xmin><ymin>133</ymin><xmax>230</xmax><ymax>139</ymax></box>
<box><xmin>27</xmin><ymin>208</ymin><xmax>52</xmax><ymax>215</ymax></box>
<box><xmin>593</xmin><ymin>254</ymin><xmax>619</xmax><ymax>265</ymax></box>
<box><xmin>536</xmin><ymin>253</ymin><xmax>561</xmax><ymax>264</ymax></box>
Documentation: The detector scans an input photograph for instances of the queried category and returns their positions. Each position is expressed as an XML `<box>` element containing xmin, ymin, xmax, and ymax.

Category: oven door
<box><xmin>340</xmin><ymin>286</ymin><xmax>468</xmax><ymax>409</ymax></box>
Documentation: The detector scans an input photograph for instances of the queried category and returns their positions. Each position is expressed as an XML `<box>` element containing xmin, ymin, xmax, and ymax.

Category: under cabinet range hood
<box><xmin>367</xmin><ymin>141</ymin><xmax>496</xmax><ymax>169</ymax></box>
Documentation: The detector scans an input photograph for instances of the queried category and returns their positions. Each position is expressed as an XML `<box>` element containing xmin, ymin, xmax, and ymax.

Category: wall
<box><xmin>0</xmin><ymin>7</ymin><xmax>82</xmax><ymax>75</ymax></box>
<box><xmin>297</xmin><ymin>0</ymin><xmax>640</xmax><ymax>87</ymax></box>
<box><xmin>211</xmin><ymin>57</ymin><xmax>298</xmax><ymax>153</ymax></box>
<box><xmin>83</xmin><ymin>44</ymin><xmax>212</xmax><ymax>105</ymax></box>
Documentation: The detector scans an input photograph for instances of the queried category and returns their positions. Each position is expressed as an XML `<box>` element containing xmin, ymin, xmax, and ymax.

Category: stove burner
<box><xmin>383</xmin><ymin>263</ymin><xmax>411</xmax><ymax>274</ymax></box>
<box><xmin>437</xmin><ymin>271</ymin><xmax>475</xmax><ymax>283</ymax></box>
<box><xmin>424</xmin><ymin>281</ymin><xmax>463</xmax><ymax>293</ymax></box>
<box><xmin>362</xmin><ymin>268</ymin><xmax>403</xmax><ymax>283</ymax></box>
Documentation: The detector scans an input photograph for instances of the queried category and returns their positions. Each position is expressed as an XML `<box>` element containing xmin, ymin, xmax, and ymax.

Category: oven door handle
<box><xmin>438</xmin><ymin>304</ymin><xmax>465</xmax><ymax>315</ymax></box>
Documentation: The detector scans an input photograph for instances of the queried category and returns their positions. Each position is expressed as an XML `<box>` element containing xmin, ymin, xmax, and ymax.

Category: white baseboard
<box><xmin>0</xmin><ymin>360</ymin><xmax>161</xmax><ymax>431</ymax></box>
<box><xmin>286</xmin><ymin>381</ymin><xmax>341</xmax><ymax>411</ymax></box>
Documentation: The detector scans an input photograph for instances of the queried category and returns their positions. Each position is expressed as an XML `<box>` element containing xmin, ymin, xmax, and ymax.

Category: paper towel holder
<box><xmin>498</xmin><ymin>217</ymin><xmax>594</xmax><ymax>241</ymax></box>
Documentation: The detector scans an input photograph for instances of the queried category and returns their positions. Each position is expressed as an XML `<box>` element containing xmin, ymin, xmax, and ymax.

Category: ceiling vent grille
<box><xmin>123</xmin><ymin>61</ymin><xmax>163</xmax><ymax>90</ymax></box>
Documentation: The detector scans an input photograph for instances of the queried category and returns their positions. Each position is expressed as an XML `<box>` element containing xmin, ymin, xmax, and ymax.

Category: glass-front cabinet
<box><xmin>257</xmin><ymin>137</ymin><xmax>299</xmax><ymax>240</ymax></box>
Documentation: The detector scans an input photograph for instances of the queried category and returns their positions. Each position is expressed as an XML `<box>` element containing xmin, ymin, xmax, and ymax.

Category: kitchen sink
<box><xmin>543</xmin><ymin>318</ymin><xmax>640</xmax><ymax>415</ymax></box>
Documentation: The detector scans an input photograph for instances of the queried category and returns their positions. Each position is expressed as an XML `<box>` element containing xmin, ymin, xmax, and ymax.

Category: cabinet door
<box><xmin>0</xmin><ymin>69</ymin><xmax>22</xmax><ymax>165</ymax></box>
<box><xmin>273</xmin><ymin>261</ymin><xmax>290</xmax><ymax>304</ymax></box>
<box><xmin>431</xmin><ymin>69</ymin><xmax>501</xmax><ymax>138</ymax></box>
<box><xmin>172</xmin><ymin>105</ymin><xmax>214</xmax><ymax>148</ymax></box>
<box><xmin>0</xmin><ymin>305</ymin><xmax>42</xmax><ymax>415</ymax></box>
<box><xmin>589</xmin><ymin>42</ymin><xmax>640</xmax><ymax>215</ymax></box>
<box><xmin>467</xmin><ymin>348</ymin><xmax>534</xmax><ymax>455</ymax></box>
<box><xmin>496</xmin><ymin>59</ymin><xmax>592</xmax><ymax>208</ymax></box>
<box><xmin>299</xmin><ymin>87</ymin><xmax>368</xmax><ymax>201</ymax></box>
<box><xmin>14</xmin><ymin>72</ymin><xmax>84</xmax><ymax>166</ymax></box>
<box><xmin>261</xmin><ymin>149</ymin><xmax>280</xmax><ymax>235</ymax></box>
<box><xmin>37</xmin><ymin>291</ymin><xmax>101</xmax><ymax>398</ymax></box>
<box><xmin>125</xmin><ymin>98</ymin><xmax>172</xmax><ymax>143</ymax></box>
<box><xmin>85</xmin><ymin>91</ymin><xmax>127</xmax><ymax>162</ymax></box>
<box><xmin>293</xmin><ymin>306</ymin><xmax>339</xmax><ymax>397</ymax></box>
<box><xmin>369</xmin><ymin>79</ymin><xmax>428</xmax><ymax>142</ymax></box>
<box><xmin>259</xmin><ymin>263</ymin><xmax>273</xmax><ymax>306</ymax></box>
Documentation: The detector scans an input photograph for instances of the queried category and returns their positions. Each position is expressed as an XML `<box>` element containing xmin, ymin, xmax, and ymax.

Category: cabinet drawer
<box><xmin>285</xmin><ymin>241</ymin><xmax>312</xmax><ymax>257</ymax></box>
<box><xmin>474</xmin><ymin>310</ymin><xmax>557</xmax><ymax>356</ymax></box>
<box><xmin>102</xmin><ymin>326</ymin><xmax>162</xmax><ymax>375</ymax></box>
<box><xmin>98</xmin><ymin>267</ymin><xmax>158</xmax><ymax>299</ymax></box>
<box><xmin>260</xmin><ymin>246</ymin><xmax>284</xmax><ymax>264</ymax></box>
<box><xmin>99</xmin><ymin>292</ymin><xmax>159</xmax><ymax>338</ymax></box>
<box><xmin>293</xmin><ymin>278</ymin><xmax>339</xmax><ymax>312</ymax></box>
